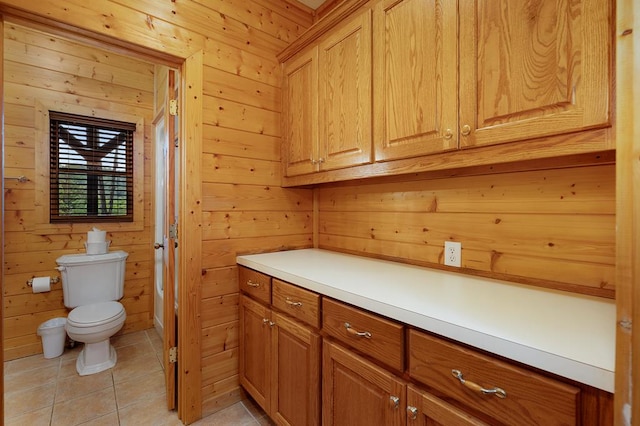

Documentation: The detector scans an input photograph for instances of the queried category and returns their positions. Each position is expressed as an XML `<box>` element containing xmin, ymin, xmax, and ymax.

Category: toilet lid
<box><xmin>68</xmin><ymin>301</ymin><xmax>124</xmax><ymax>327</ymax></box>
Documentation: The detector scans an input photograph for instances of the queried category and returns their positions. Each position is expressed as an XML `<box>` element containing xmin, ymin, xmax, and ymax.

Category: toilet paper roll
<box><xmin>87</xmin><ymin>227</ymin><xmax>106</xmax><ymax>243</ymax></box>
<box><xmin>32</xmin><ymin>276</ymin><xmax>51</xmax><ymax>293</ymax></box>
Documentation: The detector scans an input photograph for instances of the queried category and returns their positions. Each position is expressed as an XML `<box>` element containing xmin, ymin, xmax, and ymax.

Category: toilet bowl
<box><xmin>66</xmin><ymin>301</ymin><xmax>126</xmax><ymax>376</ymax></box>
<box><xmin>56</xmin><ymin>250</ymin><xmax>128</xmax><ymax>376</ymax></box>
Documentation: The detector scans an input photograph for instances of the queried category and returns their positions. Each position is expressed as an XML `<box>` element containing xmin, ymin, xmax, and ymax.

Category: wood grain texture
<box><xmin>459</xmin><ymin>0</ymin><xmax>612</xmax><ymax>148</ymax></box>
<box><xmin>0</xmin><ymin>0</ymin><xmax>315</xmax><ymax>422</ymax></box>
<box><xmin>2</xmin><ymin>23</ymin><xmax>155</xmax><ymax>360</ymax></box>
<box><xmin>318</xmin><ymin>165</ymin><xmax>616</xmax><ymax>296</ymax></box>
<box><xmin>614</xmin><ymin>0</ymin><xmax>639</xmax><ymax>422</ymax></box>
<box><xmin>373</xmin><ymin>0</ymin><xmax>458</xmax><ymax>161</ymax></box>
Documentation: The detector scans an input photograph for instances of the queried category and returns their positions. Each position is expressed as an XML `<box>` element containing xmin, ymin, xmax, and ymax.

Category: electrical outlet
<box><xmin>444</xmin><ymin>241</ymin><xmax>461</xmax><ymax>267</ymax></box>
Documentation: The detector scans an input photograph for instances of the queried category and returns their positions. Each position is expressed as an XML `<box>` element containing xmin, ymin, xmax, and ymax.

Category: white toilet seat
<box><xmin>66</xmin><ymin>301</ymin><xmax>125</xmax><ymax>335</ymax></box>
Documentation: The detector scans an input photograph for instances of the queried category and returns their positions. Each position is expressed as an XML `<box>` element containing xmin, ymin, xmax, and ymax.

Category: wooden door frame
<box><xmin>615</xmin><ymin>0</ymin><xmax>639</xmax><ymax>424</ymax></box>
<box><xmin>1</xmin><ymin>14</ymin><xmax>4</xmax><ymax>423</ymax></box>
<box><xmin>0</xmin><ymin>11</ymin><xmax>204</xmax><ymax>425</ymax></box>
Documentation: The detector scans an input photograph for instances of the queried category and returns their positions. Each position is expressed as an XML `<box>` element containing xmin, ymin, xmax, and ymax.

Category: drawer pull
<box><xmin>246</xmin><ymin>280</ymin><xmax>261</xmax><ymax>288</ymax></box>
<box><xmin>407</xmin><ymin>406</ymin><xmax>418</xmax><ymax>420</ymax></box>
<box><xmin>344</xmin><ymin>322</ymin><xmax>372</xmax><ymax>339</ymax></box>
<box><xmin>285</xmin><ymin>298</ymin><xmax>303</xmax><ymax>308</ymax></box>
<box><xmin>389</xmin><ymin>395</ymin><xmax>400</xmax><ymax>409</ymax></box>
<box><xmin>451</xmin><ymin>369</ymin><xmax>507</xmax><ymax>399</ymax></box>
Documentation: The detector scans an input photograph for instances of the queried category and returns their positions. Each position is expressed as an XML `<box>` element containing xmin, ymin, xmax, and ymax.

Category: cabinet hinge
<box><xmin>169</xmin><ymin>99</ymin><xmax>178</xmax><ymax>116</ymax></box>
<box><xmin>169</xmin><ymin>346</ymin><xmax>178</xmax><ymax>363</ymax></box>
<box><xmin>169</xmin><ymin>223</ymin><xmax>178</xmax><ymax>240</ymax></box>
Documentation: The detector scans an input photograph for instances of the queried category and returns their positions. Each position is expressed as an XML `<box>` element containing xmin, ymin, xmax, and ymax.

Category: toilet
<box><xmin>56</xmin><ymin>251</ymin><xmax>128</xmax><ymax>376</ymax></box>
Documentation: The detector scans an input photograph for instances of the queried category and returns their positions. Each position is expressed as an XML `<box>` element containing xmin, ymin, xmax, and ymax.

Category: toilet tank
<box><xmin>56</xmin><ymin>251</ymin><xmax>128</xmax><ymax>308</ymax></box>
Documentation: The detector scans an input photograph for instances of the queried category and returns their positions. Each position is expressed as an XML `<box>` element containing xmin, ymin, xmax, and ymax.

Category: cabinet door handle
<box><xmin>389</xmin><ymin>395</ymin><xmax>400</xmax><ymax>409</ymax></box>
<box><xmin>285</xmin><ymin>298</ymin><xmax>303</xmax><ymax>308</ymax></box>
<box><xmin>443</xmin><ymin>128</ymin><xmax>453</xmax><ymax>140</ymax></box>
<box><xmin>407</xmin><ymin>406</ymin><xmax>418</xmax><ymax>420</ymax></box>
<box><xmin>451</xmin><ymin>369</ymin><xmax>507</xmax><ymax>399</ymax></box>
<box><xmin>460</xmin><ymin>124</ymin><xmax>471</xmax><ymax>136</ymax></box>
<box><xmin>344</xmin><ymin>322</ymin><xmax>372</xmax><ymax>339</ymax></box>
<box><xmin>262</xmin><ymin>318</ymin><xmax>269</xmax><ymax>325</ymax></box>
<box><xmin>247</xmin><ymin>280</ymin><xmax>260</xmax><ymax>288</ymax></box>
<box><xmin>269</xmin><ymin>321</ymin><xmax>276</xmax><ymax>327</ymax></box>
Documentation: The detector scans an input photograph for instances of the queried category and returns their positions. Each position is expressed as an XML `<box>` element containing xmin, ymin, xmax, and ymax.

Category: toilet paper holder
<box><xmin>27</xmin><ymin>276</ymin><xmax>60</xmax><ymax>287</ymax></box>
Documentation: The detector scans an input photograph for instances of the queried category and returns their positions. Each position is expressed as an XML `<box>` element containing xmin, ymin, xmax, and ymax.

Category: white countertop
<box><xmin>237</xmin><ymin>248</ymin><xmax>615</xmax><ymax>392</ymax></box>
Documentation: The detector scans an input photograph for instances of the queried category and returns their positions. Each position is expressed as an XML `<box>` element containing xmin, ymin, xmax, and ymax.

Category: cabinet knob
<box><xmin>262</xmin><ymin>318</ymin><xmax>269</xmax><ymax>325</ymax></box>
<box><xmin>460</xmin><ymin>124</ymin><xmax>471</xmax><ymax>136</ymax></box>
<box><xmin>389</xmin><ymin>395</ymin><xmax>400</xmax><ymax>409</ymax></box>
<box><xmin>407</xmin><ymin>406</ymin><xmax>418</xmax><ymax>420</ymax></box>
<box><xmin>443</xmin><ymin>129</ymin><xmax>453</xmax><ymax>140</ymax></box>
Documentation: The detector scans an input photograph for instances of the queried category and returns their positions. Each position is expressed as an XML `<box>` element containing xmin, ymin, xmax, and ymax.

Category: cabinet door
<box><xmin>283</xmin><ymin>46</ymin><xmax>318</xmax><ymax>177</ymax></box>
<box><xmin>373</xmin><ymin>0</ymin><xmax>458</xmax><ymax>161</ymax></box>
<box><xmin>459</xmin><ymin>0</ymin><xmax>611</xmax><ymax>149</ymax></box>
<box><xmin>318</xmin><ymin>10</ymin><xmax>373</xmax><ymax>171</ymax></box>
<box><xmin>406</xmin><ymin>385</ymin><xmax>489</xmax><ymax>426</ymax></box>
<box><xmin>239</xmin><ymin>295</ymin><xmax>271</xmax><ymax>412</ymax></box>
<box><xmin>271</xmin><ymin>312</ymin><xmax>321</xmax><ymax>426</ymax></box>
<box><xmin>323</xmin><ymin>340</ymin><xmax>406</xmax><ymax>426</ymax></box>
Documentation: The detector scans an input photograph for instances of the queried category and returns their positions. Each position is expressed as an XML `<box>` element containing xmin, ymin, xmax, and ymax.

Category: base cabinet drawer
<box><xmin>272</xmin><ymin>278</ymin><xmax>321</xmax><ymax>328</ymax></box>
<box><xmin>239</xmin><ymin>266</ymin><xmax>271</xmax><ymax>304</ymax></box>
<box><xmin>323</xmin><ymin>298</ymin><xmax>404</xmax><ymax>371</ymax></box>
<box><xmin>408</xmin><ymin>330</ymin><xmax>579</xmax><ymax>426</ymax></box>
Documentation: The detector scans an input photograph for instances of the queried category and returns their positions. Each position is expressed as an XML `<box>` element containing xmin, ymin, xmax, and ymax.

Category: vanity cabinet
<box><xmin>282</xmin><ymin>9</ymin><xmax>372</xmax><ymax>177</ymax></box>
<box><xmin>238</xmin><ymin>268</ymin><xmax>321</xmax><ymax>426</ymax></box>
<box><xmin>322</xmin><ymin>340</ymin><xmax>406</xmax><ymax>426</ymax></box>
<box><xmin>238</xmin><ymin>260</ymin><xmax>613</xmax><ymax>425</ymax></box>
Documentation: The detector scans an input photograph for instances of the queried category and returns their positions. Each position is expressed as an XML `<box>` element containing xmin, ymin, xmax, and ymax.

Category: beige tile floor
<box><xmin>4</xmin><ymin>329</ymin><xmax>270</xmax><ymax>425</ymax></box>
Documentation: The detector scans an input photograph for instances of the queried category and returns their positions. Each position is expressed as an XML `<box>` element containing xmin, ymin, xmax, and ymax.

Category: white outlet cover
<box><xmin>444</xmin><ymin>241</ymin><xmax>462</xmax><ymax>267</ymax></box>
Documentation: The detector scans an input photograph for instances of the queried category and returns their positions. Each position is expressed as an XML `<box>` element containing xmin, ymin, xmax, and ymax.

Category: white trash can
<box><xmin>37</xmin><ymin>317</ymin><xmax>67</xmax><ymax>358</ymax></box>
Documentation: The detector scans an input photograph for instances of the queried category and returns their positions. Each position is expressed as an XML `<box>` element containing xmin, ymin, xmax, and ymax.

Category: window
<box><xmin>49</xmin><ymin>111</ymin><xmax>135</xmax><ymax>223</ymax></box>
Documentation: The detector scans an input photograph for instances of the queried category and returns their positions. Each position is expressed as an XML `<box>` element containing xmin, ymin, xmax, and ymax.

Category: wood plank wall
<box><xmin>0</xmin><ymin>0</ymin><xmax>313</xmax><ymax>422</ymax></box>
<box><xmin>199</xmin><ymin>36</ymin><xmax>314</xmax><ymax>417</ymax></box>
<box><xmin>3</xmin><ymin>23</ymin><xmax>156</xmax><ymax>361</ymax></box>
<box><xmin>0</xmin><ymin>0</ymin><xmax>316</xmax><ymax>420</ymax></box>
<box><xmin>318</xmin><ymin>164</ymin><xmax>616</xmax><ymax>298</ymax></box>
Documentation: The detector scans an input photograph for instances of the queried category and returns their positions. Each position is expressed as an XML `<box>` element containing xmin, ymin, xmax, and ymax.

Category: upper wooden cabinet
<box><xmin>283</xmin><ymin>10</ymin><xmax>373</xmax><ymax>177</ymax></box>
<box><xmin>279</xmin><ymin>0</ymin><xmax>613</xmax><ymax>185</ymax></box>
<box><xmin>283</xmin><ymin>47</ymin><xmax>318</xmax><ymax>177</ymax></box>
<box><xmin>373</xmin><ymin>0</ymin><xmax>458</xmax><ymax>161</ymax></box>
<box><xmin>458</xmin><ymin>0</ymin><xmax>611</xmax><ymax>149</ymax></box>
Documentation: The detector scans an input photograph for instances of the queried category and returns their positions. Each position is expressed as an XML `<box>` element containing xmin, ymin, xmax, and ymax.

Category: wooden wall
<box><xmin>0</xmin><ymin>0</ymin><xmax>316</xmax><ymax>421</ymax></box>
<box><xmin>3</xmin><ymin>22</ymin><xmax>156</xmax><ymax>360</ymax></box>
<box><xmin>318</xmin><ymin>164</ymin><xmax>616</xmax><ymax>298</ymax></box>
<box><xmin>199</xmin><ymin>31</ymin><xmax>314</xmax><ymax>418</ymax></box>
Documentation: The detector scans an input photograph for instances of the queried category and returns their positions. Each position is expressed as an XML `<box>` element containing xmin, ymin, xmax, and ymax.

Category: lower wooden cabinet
<box><xmin>239</xmin><ymin>267</ymin><xmax>613</xmax><ymax>425</ymax></box>
<box><xmin>271</xmin><ymin>312</ymin><xmax>321</xmax><ymax>426</ymax></box>
<box><xmin>406</xmin><ymin>384</ymin><xmax>489</xmax><ymax>426</ymax></box>
<box><xmin>323</xmin><ymin>340</ymin><xmax>406</xmax><ymax>426</ymax></box>
<box><xmin>239</xmin><ymin>295</ymin><xmax>271</xmax><ymax>410</ymax></box>
<box><xmin>239</xmin><ymin>295</ymin><xmax>321</xmax><ymax>426</ymax></box>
